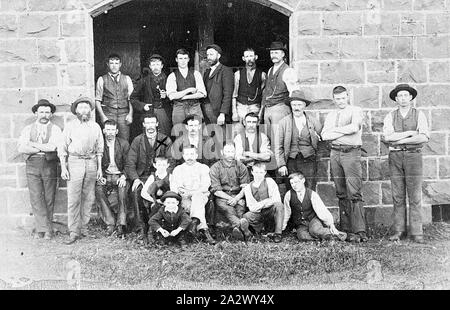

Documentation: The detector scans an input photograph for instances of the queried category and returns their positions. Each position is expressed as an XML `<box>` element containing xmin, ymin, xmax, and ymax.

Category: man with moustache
<box><xmin>382</xmin><ymin>84</ymin><xmax>429</xmax><ymax>243</ymax></box>
<box><xmin>166</xmin><ymin>49</ymin><xmax>207</xmax><ymax>126</ymax></box>
<box><xmin>130</xmin><ymin>54</ymin><xmax>172</xmax><ymax>137</ymax></box>
<box><xmin>18</xmin><ymin>99</ymin><xmax>62</xmax><ymax>240</ymax></box>
<box><xmin>126</xmin><ymin>113</ymin><xmax>173</xmax><ymax>243</ymax></box>
<box><xmin>59</xmin><ymin>97</ymin><xmax>104</xmax><ymax>245</ymax></box>
<box><xmin>321</xmin><ymin>86</ymin><xmax>367</xmax><ymax>243</ymax></box>
<box><xmin>95</xmin><ymin>119</ymin><xmax>130</xmax><ymax>237</ymax></box>
<box><xmin>202</xmin><ymin>44</ymin><xmax>234</xmax><ymax>126</ymax></box>
<box><xmin>232</xmin><ymin>48</ymin><xmax>266</xmax><ymax>123</ymax></box>
<box><xmin>275</xmin><ymin>90</ymin><xmax>322</xmax><ymax>191</ymax></box>
<box><xmin>95</xmin><ymin>53</ymin><xmax>134</xmax><ymax>141</ymax></box>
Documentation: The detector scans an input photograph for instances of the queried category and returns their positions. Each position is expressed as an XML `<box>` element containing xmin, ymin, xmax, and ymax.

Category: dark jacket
<box><xmin>130</xmin><ymin>73</ymin><xmax>169</xmax><ymax>112</ymax></box>
<box><xmin>171</xmin><ymin>131</ymin><xmax>221</xmax><ymax>167</ymax></box>
<box><xmin>148</xmin><ymin>205</ymin><xmax>192</xmax><ymax>232</ymax></box>
<box><xmin>125</xmin><ymin>132</ymin><xmax>173</xmax><ymax>181</ymax></box>
<box><xmin>203</xmin><ymin>63</ymin><xmax>234</xmax><ymax>122</ymax></box>
<box><xmin>101</xmin><ymin>137</ymin><xmax>130</xmax><ymax>174</ymax></box>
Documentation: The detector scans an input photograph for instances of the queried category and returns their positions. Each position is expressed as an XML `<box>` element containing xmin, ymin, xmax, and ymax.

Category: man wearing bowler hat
<box><xmin>382</xmin><ymin>84</ymin><xmax>429</xmax><ymax>243</ymax></box>
<box><xmin>59</xmin><ymin>97</ymin><xmax>104</xmax><ymax>245</ymax></box>
<box><xmin>274</xmin><ymin>90</ymin><xmax>322</xmax><ymax>191</ymax></box>
<box><xmin>130</xmin><ymin>54</ymin><xmax>172</xmax><ymax>137</ymax></box>
<box><xmin>18</xmin><ymin>99</ymin><xmax>62</xmax><ymax>240</ymax></box>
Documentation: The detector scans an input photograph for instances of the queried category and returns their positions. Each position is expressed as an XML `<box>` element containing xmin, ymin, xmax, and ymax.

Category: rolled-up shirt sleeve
<box><xmin>126</xmin><ymin>75</ymin><xmax>134</xmax><ymax>98</ymax></box>
<box><xmin>311</xmin><ymin>191</ymin><xmax>334</xmax><ymax>227</ymax></box>
<box><xmin>95</xmin><ymin>76</ymin><xmax>104</xmax><ymax>102</ymax></box>
<box><xmin>94</xmin><ymin>123</ymin><xmax>104</xmax><ymax>156</ymax></box>
<box><xmin>165</xmin><ymin>72</ymin><xmax>177</xmax><ymax>97</ymax></box>
<box><xmin>382</xmin><ymin>112</ymin><xmax>394</xmax><ymax>138</ymax></box>
<box><xmin>209</xmin><ymin>164</ymin><xmax>223</xmax><ymax>194</ymax></box>
<box><xmin>417</xmin><ymin>110</ymin><xmax>430</xmax><ymax>138</ymax></box>
<box><xmin>58</xmin><ymin>124</ymin><xmax>71</xmax><ymax>157</ymax></box>
<box><xmin>194</xmin><ymin>71</ymin><xmax>207</xmax><ymax>97</ymax></box>
<box><xmin>18</xmin><ymin>125</ymin><xmax>31</xmax><ymax>150</ymax></box>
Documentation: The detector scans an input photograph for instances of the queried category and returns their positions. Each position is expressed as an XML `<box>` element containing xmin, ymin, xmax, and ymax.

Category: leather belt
<box><xmin>330</xmin><ymin>145</ymin><xmax>361</xmax><ymax>153</ymax></box>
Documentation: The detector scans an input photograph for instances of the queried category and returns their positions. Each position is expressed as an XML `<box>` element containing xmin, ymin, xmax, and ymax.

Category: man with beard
<box><xmin>202</xmin><ymin>44</ymin><xmax>234</xmax><ymax>126</ymax></box>
<box><xmin>130</xmin><ymin>54</ymin><xmax>172</xmax><ymax>137</ymax></box>
<box><xmin>275</xmin><ymin>90</ymin><xmax>322</xmax><ymax>191</ymax></box>
<box><xmin>59</xmin><ymin>97</ymin><xmax>104</xmax><ymax>245</ymax></box>
<box><xmin>170</xmin><ymin>145</ymin><xmax>216</xmax><ymax>245</ymax></box>
<box><xmin>18</xmin><ymin>99</ymin><xmax>62</xmax><ymax>240</ymax></box>
<box><xmin>95</xmin><ymin>119</ymin><xmax>130</xmax><ymax>237</ymax></box>
<box><xmin>95</xmin><ymin>54</ymin><xmax>134</xmax><ymax>141</ymax></box>
<box><xmin>166</xmin><ymin>49</ymin><xmax>207</xmax><ymax>126</ymax></box>
<box><xmin>126</xmin><ymin>113</ymin><xmax>173</xmax><ymax>243</ymax></box>
<box><xmin>232</xmin><ymin>48</ymin><xmax>266</xmax><ymax>124</ymax></box>
<box><xmin>321</xmin><ymin>86</ymin><xmax>367</xmax><ymax>243</ymax></box>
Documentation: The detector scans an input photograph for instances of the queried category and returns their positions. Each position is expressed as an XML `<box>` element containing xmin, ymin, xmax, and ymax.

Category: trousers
<box><xmin>295</xmin><ymin>217</ymin><xmax>331</xmax><ymax>241</ymax></box>
<box><xmin>215</xmin><ymin>197</ymin><xmax>246</xmax><ymax>228</ymax></box>
<box><xmin>104</xmin><ymin>108</ymin><xmax>130</xmax><ymax>142</ymax></box>
<box><xmin>243</xmin><ymin>202</ymin><xmax>284</xmax><ymax>234</ymax></box>
<box><xmin>181</xmin><ymin>192</ymin><xmax>210</xmax><ymax>230</ymax></box>
<box><xmin>95</xmin><ymin>173</ymin><xmax>128</xmax><ymax>227</ymax></box>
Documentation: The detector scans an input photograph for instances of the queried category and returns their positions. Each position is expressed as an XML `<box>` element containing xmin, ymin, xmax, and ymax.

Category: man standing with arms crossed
<box><xmin>321</xmin><ymin>86</ymin><xmax>367</xmax><ymax>243</ymax></box>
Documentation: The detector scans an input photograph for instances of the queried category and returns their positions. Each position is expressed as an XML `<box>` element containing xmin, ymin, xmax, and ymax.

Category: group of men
<box><xmin>18</xmin><ymin>41</ymin><xmax>428</xmax><ymax>247</ymax></box>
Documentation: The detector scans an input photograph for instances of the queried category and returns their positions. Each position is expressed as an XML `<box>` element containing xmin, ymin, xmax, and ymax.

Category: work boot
<box><xmin>346</xmin><ymin>233</ymin><xmax>360</xmax><ymax>243</ymax></box>
<box><xmin>178</xmin><ymin>236</ymin><xmax>188</xmax><ymax>250</ymax></box>
<box><xmin>106</xmin><ymin>225</ymin><xmax>115</xmax><ymax>236</ymax></box>
<box><xmin>232</xmin><ymin>227</ymin><xmax>244</xmax><ymax>241</ymax></box>
<box><xmin>411</xmin><ymin>235</ymin><xmax>425</xmax><ymax>244</ymax></box>
<box><xmin>202</xmin><ymin>229</ymin><xmax>216</xmax><ymax>245</ymax></box>
<box><xmin>117</xmin><ymin>225</ymin><xmax>124</xmax><ymax>237</ymax></box>
<box><xmin>44</xmin><ymin>232</ymin><xmax>52</xmax><ymax>240</ymax></box>
<box><xmin>323</xmin><ymin>234</ymin><xmax>334</xmax><ymax>241</ymax></box>
<box><xmin>272</xmin><ymin>233</ymin><xmax>282</xmax><ymax>243</ymax></box>
<box><xmin>240</xmin><ymin>218</ymin><xmax>252</xmax><ymax>240</ymax></box>
<box><xmin>189</xmin><ymin>218</ymin><xmax>200</xmax><ymax>236</ymax></box>
<box><xmin>336</xmin><ymin>231</ymin><xmax>348</xmax><ymax>242</ymax></box>
<box><xmin>357</xmin><ymin>231</ymin><xmax>368</xmax><ymax>243</ymax></box>
<box><xmin>64</xmin><ymin>233</ymin><xmax>79</xmax><ymax>245</ymax></box>
<box><xmin>389</xmin><ymin>231</ymin><xmax>405</xmax><ymax>241</ymax></box>
<box><xmin>34</xmin><ymin>232</ymin><xmax>44</xmax><ymax>239</ymax></box>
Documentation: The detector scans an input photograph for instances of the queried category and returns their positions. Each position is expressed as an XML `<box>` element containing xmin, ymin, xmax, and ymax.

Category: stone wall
<box><xmin>0</xmin><ymin>0</ymin><xmax>449</xmax><ymax>229</ymax></box>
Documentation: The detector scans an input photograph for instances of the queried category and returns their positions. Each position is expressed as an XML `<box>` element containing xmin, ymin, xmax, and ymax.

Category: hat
<box><xmin>288</xmin><ymin>90</ymin><xmax>311</xmax><ymax>106</ymax></box>
<box><xmin>389</xmin><ymin>84</ymin><xmax>417</xmax><ymax>101</ymax></box>
<box><xmin>206</xmin><ymin>44</ymin><xmax>223</xmax><ymax>55</ymax></box>
<box><xmin>148</xmin><ymin>53</ymin><xmax>165</xmax><ymax>63</ymax></box>
<box><xmin>160</xmin><ymin>191</ymin><xmax>182</xmax><ymax>203</ymax></box>
<box><xmin>71</xmin><ymin>96</ymin><xmax>94</xmax><ymax>115</ymax></box>
<box><xmin>32</xmin><ymin>99</ymin><xmax>56</xmax><ymax>114</ymax></box>
<box><xmin>267</xmin><ymin>41</ymin><xmax>288</xmax><ymax>53</ymax></box>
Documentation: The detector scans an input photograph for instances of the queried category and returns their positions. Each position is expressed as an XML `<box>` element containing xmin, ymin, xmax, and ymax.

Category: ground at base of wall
<box><xmin>0</xmin><ymin>222</ymin><xmax>449</xmax><ymax>290</ymax></box>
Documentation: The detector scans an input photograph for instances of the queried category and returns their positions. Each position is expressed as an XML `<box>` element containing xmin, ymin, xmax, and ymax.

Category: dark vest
<box><xmin>392</xmin><ymin>107</ymin><xmax>424</xmax><ymax>149</ymax></box>
<box><xmin>289</xmin><ymin>116</ymin><xmax>315</xmax><ymax>158</ymax></box>
<box><xmin>149</xmin><ymin>73</ymin><xmax>167</xmax><ymax>109</ymax></box>
<box><xmin>289</xmin><ymin>189</ymin><xmax>315</xmax><ymax>226</ymax></box>
<box><xmin>102</xmin><ymin>73</ymin><xmax>129</xmax><ymax>110</ymax></box>
<box><xmin>28</xmin><ymin>123</ymin><xmax>58</xmax><ymax>161</ymax></box>
<box><xmin>237</xmin><ymin>67</ymin><xmax>263</xmax><ymax>105</ymax></box>
<box><xmin>262</xmin><ymin>62</ymin><xmax>289</xmax><ymax>108</ymax></box>
<box><xmin>174</xmin><ymin>68</ymin><xmax>199</xmax><ymax>106</ymax></box>
<box><xmin>251</xmin><ymin>179</ymin><xmax>269</xmax><ymax>202</ymax></box>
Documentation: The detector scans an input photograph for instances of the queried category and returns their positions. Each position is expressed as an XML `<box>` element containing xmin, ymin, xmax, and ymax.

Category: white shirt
<box><xmin>293</xmin><ymin>114</ymin><xmax>306</xmax><ymax>134</ymax></box>
<box><xmin>321</xmin><ymin>105</ymin><xmax>363</xmax><ymax>146</ymax></box>
<box><xmin>18</xmin><ymin>121</ymin><xmax>62</xmax><ymax>154</ymax></box>
<box><xmin>243</xmin><ymin>177</ymin><xmax>282</xmax><ymax>213</ymax></box>
<box><xmin>95</xmin><ymin>72</ymin><xmax>134</xmax><ymax>102</ymax></box>
<box><xmin>170</xmin><ymin>162</ymin><xmax>210</xmax><ymax>193</ymax></box>
<box><xmin>269</xmin><ymin>63</ymin><xmax>298</xmax><ymax>94</ymax></box>
<box><xmin>166</xmin><ymin>68</ymin><xmax>207</xmax><ymax>98</ymax></box>
<box><xmin>234</xmin><ymin>131</ymin><xmax>271</xmax><ymax>161</ymax></box>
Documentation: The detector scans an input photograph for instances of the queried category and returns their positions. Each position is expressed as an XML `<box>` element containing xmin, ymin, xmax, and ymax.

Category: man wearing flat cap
<box><xmin>18</xmin><ymin>99</ymin><xmax>62</xmax><ymax>240</ymax></box>
<box><xmin>58</xmin><ymin>97</ymin><xmax>104</xmax><ymax>245</ymax></box>
<box><xmin>130</xmin><ymin>54</ymin><xmax>172</xmax><ymax>137</ymax></box>
<box><xmin>203</xmin><ymin>44</ymin><xmax>234</xmax><ymax>127</ymax></box>
<box><xmin>274</xmin><ymin>90</ymin><xmax>322</xmax><ymax>192</ymax></box>
<box><xmin>382</xmin><ymin>84</ymin><xmax>429</xmax><ymax>243</ymax></box>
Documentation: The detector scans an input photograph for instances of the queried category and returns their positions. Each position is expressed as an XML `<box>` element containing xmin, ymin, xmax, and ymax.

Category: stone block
<box><xmin>301</xmin><ymin>86</ymin><xmax>334</xmax><ymax>107</ymax></box>
<box><xmin>317</xmin><ymin>183</ymin><xmax>338</xmax><ymax>207</ymax></box>
<box><xmin>414</xmin><ymin>0</ymin><xmax>446</xmax><ymax>10</ymax></box>
<box><xmin>347</xmin><ymin>0</ymin><xmax>382</xmax><ymax>10</ymax></box>
<box><xmin>0</xmin><ymin>115</ymin><xmax>11</xmax><ymax>138</ymax></box>
<box><xmin>416</xmin><ymin>85</ymin><xmax>450</xmax><ymax>107</ymax></box>
<box><xmin>362</xmin><ymin>111</ymin><xmax>370</xmax><ymax>134</ymax></box>
<box><xmin>66</xmin><ymin>64</ymin><xmax>88</xmax><ymax>86</ymax></box>
<box><xmin>397</xmin><ymin>61</ymin><xmax>427</xmax><ymax>84</ymax></box>
<box><xmin>11</xmin><ymin>114</ymin><xmax>35</xmax><ymax>139</ymax></box>
<box><xmin>297</xmin><ymin>38</ymin><xmax>339</xmax><ymax>60</ymax></box>
<box><xmin>316</xmin><ymin>140</ymin><xmax>331</xmax><ymax>158</ymax></box>
<box><xmin>24</xmin><ymin>65</ymin><xmax>57</xmax><ymax>88</ymax></box>
<box><xmin>417</xmin><ymin>37</ymin><xmax>450</xmax><ymax>59</ymax></box>
<box><xmin>296</xmin><ymin>13</ymin><xmax>321</xmax><ymax>35</ymax></box>
<box><xmin>381</xmin><ymin>182</ymin><xmax>392</xmax><ymax>204</ymax></box>
<box><xmin>423</xmin><ymin>133</ymin><xmax>446</xmax><ymax>155</ymax></box>
<box><xmin>365</xmin><ymin>206</ymin><xmax>395</xmax><ymax>227</ymax></box>
<box><xmin>380</xmin><ymin>37</ymin><xmax>413</xmax><ymax>59</ymax></box>
<box><xmin>362</xmin><ymin>182</ymin><xmax>381</xmax><ymax>205</ymax></box>
<box><xmin>3</xmin><ymin>140</ymin><xmax>21</xmax><ymax>163</ymax></box>
<box><xmin>368</xmin><ymin>157</ymin><xmax>390</xmax><ymax>181</ymax></box>
<box><xmin>0</xmin><ymin>15</ymin><xmax>17</xmax><ymax>38</ymax></box>
<box><xmin>7</xmin><ymin>189</ymin><xmax>30</xmax><ymax>214</ymax></box>
<box><xmin>371</xmin><ymin>110</ymin><xmax>390</xmax><ymax>133</ymax></box>
<box><xmin>65</xmin><ymin>39</ymin><xmax>86</xmax><ymax>62</ymax></box>
<box><xmin>381</xmin><ymin>86</ymin><xmax>398</xmax><ymax>108</ymax></box>
<box><xmin>0</xmin><ymin>39</ymin><xmax>38</xmax><ymax>63</ymax></box>
<box><xmin>423</xmin><ymin>157</ymin><xmax>438</xmax><ymax>180</ymax></box>
<box><xmin>0</xmin><ymin>190</ymin><xmax>8</xmax><ymax>214</ymax></box>
<box><xmin>368</xmin><ymin>72</ymin><xmax>396</xmax><ymax>84</ymax></box>
<box><xmin>383</xmin><ymin>0</ymin><xmax>412</xmax><ymax>10</ymax></box>
<box><xmin>353</xmin><ymin>86</ymin><xmax>379</xmax><ymax>109</ymax></box>
<box><xmin>323</xmin><ymin>12</ymin><xmax>362</xmax><ymax>35</ymax></box>
<box><xmin>364</xmin><ymin>12</ymin><xmax>400</xmax><ymax>36</ymax></box>
<box><xmin>0</xmin><ymin>90</ymin><xmax>36</xmax><ymax>114</ymax></box>
<box><xmin>0</xmin><ymin>164</ymin><xmax>16</xmax><ymax>176</ymax></box>
<box><xmin>61</xmin><ymin>13</ymin><xmax>86</xmax><ymax>37</ymax></box>
<box><xmin>439</xmin><ymin>157</ymin><xmax>450</xmax><ymax>179</ymax></box>
<box><xmin>38</xmin><ymin>39</ymin><xmax>61</xmax><ymax>63</ymax></box>
<box><xmin>19</xmin><ymin>15</ymin><xmax>58</xmax><ymax>37</ymax></box>
<box><xmin>317</xmin><ymin>159</ymin><xmax>329</xmax><ymax>182</ymax></box>
<box><xmin>400</xmin><ymin>13</ymin><xmax>425</xmax><ymax>35</ymax></box>
<box><xmin>428</xmin><ymin>62</ymin><xmax>450</xmax><ymax>83</ymax></box>
<box><xmin>37</xmin><ymin>88</ymin><xmax>86</xmax><ymax>111</ymax></box>
<box><xmin>362</xmin><ymin>134</ymin><xmax>379</xmax><ymax>156</ymax></box>
<box><xmin>367</xmin><ymin>61</ymin><xmax>396</xmax><ymax>83</ymax></box>
<box><xmin>295</xmin><ymin>62</ymin><xmax>318</xmax><ymax>84</ymax></box>
<box><xmin>362</xmin><ymin>159</ymin><xmax>368</xmax><ymax>181</ymax></box>
<box><xmin>16</xmin><ymin>163</ymin><xmax>27</xmax><ymax>188</ymax></box>
<box><xmin>431</xmin><ymin>109</ymin><xmax>450</xmax><ymax>131</ymax></box>
<box><xmin>0</xmin><ymin>178</ymin><xmax>16</xmax><ymax>188</ymax></box>
<box><xmin>320</xmin><ymin>61</ymin><xmax>365</xmax><ymax>84</ymax></box>
<box><xmin>426</xmin><ymin>13</ymin><xmax>450</xmax><ymax>34</ymax></box>
<box><xmin>296</xmin><ymin>0</ymin><xmax>346</xmax><ymax>11</ymax></box>
<box><xmin>28</xmin><ymin>0</ymin><xmax>82</xmax><ymax>11</ymax></box>
<box><xmin>422</xmin><ymin>181</ymin><xmax>450</xmax><ymax>205</ymax></box>
<box><xmin>339</xmin><ymin>37</ymin><xmax>378</xmax><ymax>60</ymax></box>
<box><xmin>0</xmin><ymin>0</ymin><xmax>27</xmax><ymax>11</ymax></box>
<box><xmin>0</xmin><ymin>66</ymin><xmax>22</xmax><ymax>88</ymax></box>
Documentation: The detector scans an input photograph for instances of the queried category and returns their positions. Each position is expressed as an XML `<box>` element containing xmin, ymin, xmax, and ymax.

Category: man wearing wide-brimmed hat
<box><xmin>382</xmin><ymin>84</ymin><xmax>429</xmax><ymax>244</ymax></box>
<box><xmin>58</xmin><ymin>97</ymin><xmax>104</xmax><ymax>245</ymax></box>
<box><xmin>274</xmin><ymin>90</ymin><xmax>322</xmax><ymax>192</ymax></box>
<box><xmin>130</xmin><ymin>54</ymin><xmax>172</xmax><ymax>138</ymax></box>
<box><xmin>18</xmin><ymin>99</ymin><xmax>62</xmax><ymax>240</ymax></box>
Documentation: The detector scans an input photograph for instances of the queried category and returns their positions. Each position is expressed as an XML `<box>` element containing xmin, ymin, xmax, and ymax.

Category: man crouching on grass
<box><xmin>283</xmin><ymin>172</ymin><xmax>347</xmax><ymax>242</ymax></box>
<box><xmin>148</xmin><ymin>191</ymin><xmax>192</xmax><ymax>249</ymax></box>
